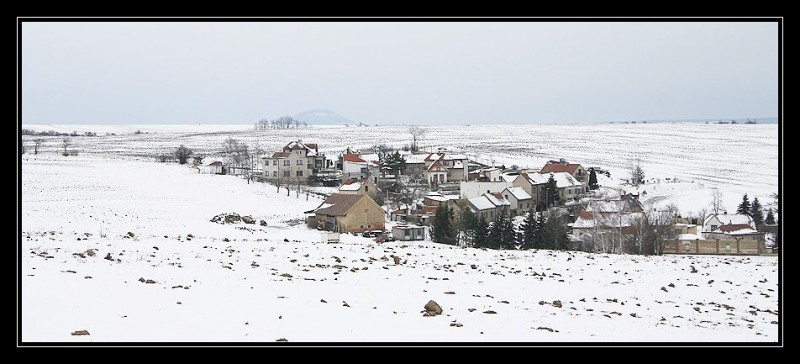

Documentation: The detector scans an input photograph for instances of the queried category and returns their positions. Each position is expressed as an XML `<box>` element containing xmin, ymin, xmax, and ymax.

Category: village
<box><xmin>195</xmin><ymin>137</ymin><xmax>777</xmax><ymax>257</ymax></box>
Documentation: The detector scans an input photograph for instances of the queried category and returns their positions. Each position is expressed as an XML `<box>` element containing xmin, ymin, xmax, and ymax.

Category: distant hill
<box><xmin>294</xmin><ymin>109</ymin><xmax>355</xmax><ymax>125</ymax></box>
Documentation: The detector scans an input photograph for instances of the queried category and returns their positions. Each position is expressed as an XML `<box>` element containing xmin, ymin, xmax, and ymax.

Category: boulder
<box><xmin>242</xmin><ymin>216</ymin><xmax>255</xmax><ymax>224</ymax></box>
<box><xmin>71</xmin><ymin>330</ymin><xmax>90</xmax><ymax>336</ymax></box>
<box><xmin>423</xmin><ymin>300</ymin><xmax>443</xmax><ymax>316</ymax></box>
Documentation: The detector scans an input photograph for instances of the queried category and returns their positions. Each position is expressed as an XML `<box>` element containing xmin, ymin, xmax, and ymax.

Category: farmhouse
<box><xmin>392</xmin><ymin>225</ymin><xmax>426</xmax><ymax>241</ymax></box>
<box><xmin>306</xmin><ymin>193</ymin><xmax>385</xmax><ymax>233</ymax></box>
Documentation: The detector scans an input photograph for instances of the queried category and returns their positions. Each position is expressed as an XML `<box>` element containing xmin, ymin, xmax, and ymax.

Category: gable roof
<box><xmin>343</xmin><ymin>154</ymin><xmax>366</xmax><ymax>163</ymax></box>
<box><xmin>468</xmin><ymin>195</ymin><xmax>496</xmax><ymax>211</ymax></box>
<box><xmin>208</xmin><ymin>161</ymin><xmax>223</xmax><ymax>166</ymax></box>
<box><xmin>426</xmin><ymin>160</ymin><xmax>447</xmax><ymax>172</ymax></box>
<box><xmin>339</xmin><ymin>181</ymin><xmax>364</xmax><ymax>191</ymax></box>
<box><xmin>717</xmin><ymin>224</ymin><xmax>755</xmax><ymax>233</ymax></box>
<box><xmin>503</xmin><ymin>187</ymin><xmax>532</xmax><ymax>200</ymax></box>
<box><xmin>549</xmin><ymin>172</ymin><xmax>581</xmax><ymax>188</ymax></box>
<box><xmin>312</xmin><ymin>194</ymin><xmax>369</xmax><ymax>216</ymax></box>
<box><xmin>486</xmin><ymin>193</ymin><xmax>511</xmax><ymax>207</ymax></box>
<box><xmin>268</xmin><ymin>152</ymin><xmax>290</xmax><ymax>159</ymax></box>
<box><xmin>541</xmin><ymin>161</ymin><xmax>582</xmax><ymax>175</ymax></box>
<box><xmin>284</xmin><ymin>140</ymin><xmax>319</xmax><ymax>155</ymax></box>
<box><xmin>705</xmin><ymin>214</ymin><xmax>755</xmax><ymax>229</ymax></box>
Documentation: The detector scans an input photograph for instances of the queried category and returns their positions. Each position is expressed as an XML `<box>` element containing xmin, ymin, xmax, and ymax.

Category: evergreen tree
<box><xmin>532</xmin><ymin>211</ymin><xmax>544</xmax><ymax>249</ymax></box>
<box><xmin>458</xmin><ymin>208</ymin><xmax>478</xmax><ymax>247</ymax></box>
<box><xmin>588</xmin><ymin>167</ymin><xmax>599</xmax><ymax>190</ymax></box>
<box><xmin>489</xmin><ymin>210</ymin><xmax>515</xmax><ymax>250</ymax></box>
<box><xmin>473</xmin><ymin>215</ymin><xmax>490</xmax><ymax>248</ymax></box>
<box><xmin>749</xmin><ymin>197</ymin><xmax>764</xmax><ymax>226</ymax></box>
<box><xmin>765</xmin><ymin>208</ymin><xmax>775</xmax><ymax>225</ymax></box>
<box><xmin>540</xmin><ymin>209</ymin><xmax>569</xmax><ymax>250</ymax></box>
<box><xmin>382</xmin><ymin>151</ymin><xmax>406</xmax><ymax>176</ymax></box>
<box><xmin>520</xmin><ymin>209</ymin><xmax>538</xmax><ymax>249</ymax></box>
<box><xmin>543</xmin><ymin>173</ymin><xmax>560</xmax><ymax>208</ymax></box>
<box><xmin>430</xmin><ymin>204</ymin><xmax>457</xmax><ymax>245</ymax></box>
<box><xmin>736</xmin><ymin>194</ymin><xmax>751</xmax><ymax>215</ymax></box>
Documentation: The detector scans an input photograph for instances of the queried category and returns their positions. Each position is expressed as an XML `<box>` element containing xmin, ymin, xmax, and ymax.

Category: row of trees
<box><xmin>429</xmin><ymin>205</ymin><xmax>570</xmax><ymax>250</ymax></box>
<box><xmin>20</xmin><ymin>137</ymin><xmax>71</xmax><ymax>156</ymax></box>
<box><xmin>254</xmin><ymin>116</ymin><xmax>309</xmax><ymax>130</ymax></box>
<box><xmin>736</xmin><ymin>193</ymin><xmax>775</xmax><ymax>226</ymax></box>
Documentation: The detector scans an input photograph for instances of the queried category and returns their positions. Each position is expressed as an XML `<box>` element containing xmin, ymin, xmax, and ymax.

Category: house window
<box><xmin>283</xmin><ymin>160</ymin><xmax>290</xmax><ymax>166</ymax></box>
<box><xmin>360</xmin><ymin>168</ymin><xmax>368</xmax><ymax>173</ymax></box>
<box><xmin>296</xmin><ymin>170</ymin><xmax>303</xmax><ymax>177</ymax></box>
<box><xmin>273</xmin><ymin>171</ymin><xmax>277</xmax><ymax>177</ymax></box>
<box><xmin>297</xmin><ymin>151</ymin><xmax>302</xmax><ymax>155</ymax></box>
<box><xmin>365</xmin><ymin>186</ymin><xmax>369</xmax><ymax>192</ymax></box>
<box><xmin>283</xmin><ymin>170</ymin><xmax>291</xmax><ymax>177</ymax></box>
<box><xmin>272</xmin><ymin>160</ymin><xmax>277</xmax><ymax>166</ymax></box>
<box><xmin>297</xmin><ymin>159</ymin><xmax>303</xmax><ymax>165</ymax></box>
<box><xmin>711</xmin><ymin>225</ymin><xmax>718</xmax><ymax>231</ymax></box>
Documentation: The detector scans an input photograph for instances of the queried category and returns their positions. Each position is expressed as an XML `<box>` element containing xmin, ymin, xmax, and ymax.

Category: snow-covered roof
<box><xmin>445</xmin><ymin>154</ymin><xmax>468</xmax><ymax>161</ymax></box>
<box><xmin>503</xmin><ymin>187</ymin><xmax>532</xmax><ymax>200</ymax></box>
<box><xmin>676</xmin><ymin>233</ymin><xmax>705</xmax><ymax>241</ymax></box>
<box><xmin>705</xmin><ymin>214</ymin><xmax>755</xmax><ymax>229</ymax></box>
<box><xmin>499</xmin><ymin>173</ymin><xmax>518</xmax><ymax>183</ymax></box>
<box><xmin>405</xmin><ymin>154</ymin><xmax>429</xmax><ymax>164</ymax></box>
<box><xmin>339</xmin><ymin>182</ymin><xmax>362</xmax><ymax>191</ymax></box>
<box><xmin>424</xmin><ymin>195</ymin><xmax>448</xmax><ymax>202</ymax></box>
<box><xmin>360</xmin><ymin>153</ymin><xmax>380</xmax><ymax>163</ymax></box>
<box><xmin>550</xmin><ymin>172</ymin><xmax>581</xmax><ymax>188</ymax></box>
<box><xmin>468</xmin><ymin>195</ymin><xmax>495</xmax><ymax>211</ymax></box>
<box><xmin>284</xmin><ymin>140</ymin><xmax>318</xmax><ymax>156</ymax></box>
<box><xmin>725</xmin><ymin>228</ymin><xmax>760</xmax><ymax>235</ymax></box>
<box><xmin>522</xmin><ymin>172</ymin><xmax>549</xmax><ymax>185</ymax></box>
<box><xmin>485</xmin><ymin>193</ymin><xmax>511</xmax><ymax>207</ymax></box>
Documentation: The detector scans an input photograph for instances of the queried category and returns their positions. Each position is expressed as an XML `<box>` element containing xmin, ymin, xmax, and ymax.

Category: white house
<box><xmin>342</xmin><ymin>154</ymin><xmax>369</xmax><ymax>180</ymax></box>
<box><xmin>501</xmin><ymin>187</ymin><xmax>533</xmax><ymax>216</ymax></box>
<box><xmin>262</xmin><ymin>140</ymin><xmax>325</xmax><ymax>182</ymax></box>
<box><xmin>467</xmin><ymin>193</ymin><xmax>511</xmax><ymax>221</ymax></box>
<box><xmin>459</xmin><ymin>181</ymin><xmax>513</xmax><ymax>199</ymax></box>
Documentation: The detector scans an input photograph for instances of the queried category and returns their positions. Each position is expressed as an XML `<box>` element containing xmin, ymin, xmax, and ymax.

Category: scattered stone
<box><xmin>145</xmin><ymin>279</ymin><xmax>156</xmax><ymax>284</ymax></box>
<box><xmin>468</xmin><ymin>308</ymin><xmax>476</xmax><ymax>312</ymax></box>
<box><xmin>552</xmin><ymin>300</ymin><xmax>563</xmax><ymax>308</ymax></box>
<box><xmin>276</xmin><ymin>338</ymin><xmax>288</xmax><ymax>342</ymax></box>
<box><xmin>138</xmin><ymin>277</ymin><xmax>146</xmax><ymax>282</ymax></box>
<box><xmin>450</xmin><ymin>321</ymin><xmax>463</xmax><ymax>327</ymax></box>
<box><xmin>536</xmin><ymin>327</ymin><xmax>557</xmax><ymax>332</ymax></box>
<box><xmin>320</xmin><ymin>299</ymin><xmax>327</xmax><ymax>303</ymax></box>
<box><xmin>423</xmin><ymin>300</ymin><xmax>443</xmax><ymax>316</ymax></box>
<box><xmin>343</xmin><ymin>301</ymin><xmax>350</xmax><ymax>307</ymax></box>
<box><xmin>280</xmin><ymin>273</ymin><xmax>292</xmax><ymax>278</ymax></box>
<box><xmin>471</xmin><ymin>264</ymin><xmax>478</xmax><ymax>269</ymax></box>
<box><xmin>668</xmin><ymin>283</ymin><xmax>675</xmax><ymax>288</ymax></box>
<box><xmin>260</xmin><ymin>220</ymin><xmax>268</xmax><ymax>226</ymax></box>
<box><xmin>393</xmin><ymin>255</ymin><xmax>401</xmax><ymax>265</ymax></box>
<box><xmin>444</xmin><ymin>291</ymin><xmax>456</xmax><ymax>295</ymax></box>
<box><xmin>241</xmin><ymin>216</ymin><xmax>255</xmax><ymax>224</ymax></box>
<box><xmin>72</xmin><ymin>252</ymin><xmax>86</xmax><ymax>258</ymax></box>
<box><xmin>661</xmin><ymin>286</ymin><xmax>668</xmax><ymax>292</ymax></box>
<box><xmin>223</xmin><ymin>238</ymin><xmax>230</xmax><ymax>242</ymax></box>
<box><xmin>283</xmin><ymin>238</ymin><xmax>289</xmax><ymax>242</ymax></box>
<box><xmin>71</xmin><ymin>330</ymin><xmax>90</xmax><ymax>336</ymax></box>
<box><xmin>483</xmin><ymin>310</ymin><xmax>497</xmax><ymax>314</ymax></box>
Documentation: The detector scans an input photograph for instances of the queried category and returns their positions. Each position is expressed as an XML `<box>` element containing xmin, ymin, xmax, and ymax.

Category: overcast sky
<box><xmin>21</xmin><ymin>21</ymin><xmax>778</xmax><ymax>125</ymax></box>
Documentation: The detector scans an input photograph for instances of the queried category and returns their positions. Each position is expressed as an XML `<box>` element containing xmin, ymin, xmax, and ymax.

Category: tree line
<box><xmin>429</xmin><ymin>205</ymin><xmax>570</xmax><ymax>251</ymax></box>
<box><xmin>254</xmin><ymin>116</ymin><xmax>309</xmax><ymax>130</ymax></box>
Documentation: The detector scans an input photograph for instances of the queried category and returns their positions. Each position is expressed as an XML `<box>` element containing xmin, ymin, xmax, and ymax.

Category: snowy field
<box><xmin>22</xmin><ymin>123</ymin><xmax>779</xmax><ymax>215</ymax></box>
<box><xmin>20</xmin><ymin>151</ymin><xmax>779</xmax><ymax>343</ymax></box>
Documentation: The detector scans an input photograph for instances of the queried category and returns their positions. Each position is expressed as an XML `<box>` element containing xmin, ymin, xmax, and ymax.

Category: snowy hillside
<box><xmin>20</xmin><ymin>154</ymin><xmax>778</xmax><ymax>342</ymax></box>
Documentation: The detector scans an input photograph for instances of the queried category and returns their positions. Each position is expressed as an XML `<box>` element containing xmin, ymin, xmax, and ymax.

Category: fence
<box><xmin>663</xmin><ymin>239</ymin><xmax>764</xmax><ymax>255</ymax></box>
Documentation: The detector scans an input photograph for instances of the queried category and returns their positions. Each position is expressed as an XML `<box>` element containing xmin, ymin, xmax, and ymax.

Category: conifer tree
<box><xmin>736</xmin><ymin>194</ymin><xmax>751</xmax><ymax>215</ymax></box>
<box><xmin>749</xmin><ymin>197</ymin><xmax>764</xmax><ymax>226</ymax></box>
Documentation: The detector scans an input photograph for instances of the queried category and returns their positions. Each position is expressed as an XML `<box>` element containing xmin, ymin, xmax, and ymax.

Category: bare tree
<box><xmin>408</xmin><ymin>126</ymin><xmax>427</xmax><ymax>152</ymax></box>
<box><xmin>192</xmin><ymin>153</ymin><xmax>206</xmax><ymax>167</ymax></box>
<box><xmin>221</xmin><ymin>137</ymin><xmax>250</xmax><ymax>169</ymax></box>
<box><xmin>629</xmin><ymin>158</ymin><xmax>645</xmax><ymax>186</ymax></box>
<box><xmin>175</xmin><ymin>145</ymin><xmax>193</xmax><ymax>165</ymax></box>
<box><xmin>20</xmin><ymin>141</ymin><xmax>25</xmax><ymax>154</ymax></box>
<box><xmin>61</xmin><ymin>137</ymin><xmax>71</xmax><ymax>156</ymax></box>
<box><xmin>643</xmin><ymin>204</ymin><xmax>678</xmax><ymax>255</ymax></box>
<box><xmin>710</xmin><ymin>188</ymin><xmax>724</xmax><ymax>215</ymax></box>
<box><xmin>33</xmin><ymin>138</ymin><xmax>43</xmax><ymax>155</ymax></box>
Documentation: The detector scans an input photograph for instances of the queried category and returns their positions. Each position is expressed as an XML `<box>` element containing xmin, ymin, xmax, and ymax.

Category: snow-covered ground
<box><xmin>20</xmin><ymin>153</ymin><xmax>779</xmax><ymax>342</ymax></box>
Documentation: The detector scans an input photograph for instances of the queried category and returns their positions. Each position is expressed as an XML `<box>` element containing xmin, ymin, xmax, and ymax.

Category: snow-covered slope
<box><xmin>20</xmin><ymin>154</ymin><xmax>779</xmax><ymax>342</ymax></box>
